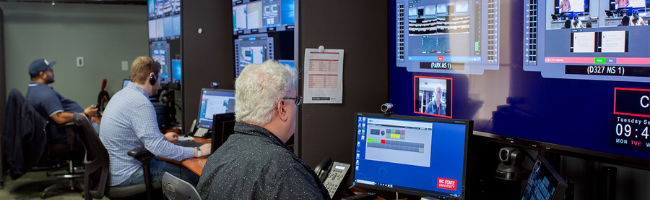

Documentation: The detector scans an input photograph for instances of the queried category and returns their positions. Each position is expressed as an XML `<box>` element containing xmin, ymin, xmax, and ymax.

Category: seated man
<box><xmin>99</xmin><ymin>56</ymin><xmax>211</xmax><ymax>187</ymax></box>
<box><xmin>425</xmin><ymin>86</ymin><xmax>446</xmax><ymax>116</ymax></box>
<box><xmin>197</xmin><ymin>60</ymin><xmax>329</xmax><ymax>199</ymax></box>
<box><xmin>26</xmin><ymin>58</ymin><xmax>98</xmax><ymax>144</ymax></box>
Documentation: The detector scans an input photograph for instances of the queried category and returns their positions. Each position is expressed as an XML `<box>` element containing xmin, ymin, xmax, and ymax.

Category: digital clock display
<box><xmin>610</xmin><ymin>88</ymin><xmax>650</xmax><ymax>152</ymax></box>
<box><xmin>611</xmin><ymin>115</ymin><xmax>650</xmax><ymax>152</ymax></box>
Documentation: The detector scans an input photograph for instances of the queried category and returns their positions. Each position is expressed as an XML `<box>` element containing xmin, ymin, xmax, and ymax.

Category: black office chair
<box><xmin>1</xmin><ymin>88</ymin><xmax>84</xmax><ymax>199</ymax></box>
<box><xmin>72</xmin><ymin>114</ymin><xmax>162</xmax><ymax>200</ymax></box>
<box><xmin>162</xmin><ymin>172</ymin><xmax>202</xmax><ymax>200</ymax></box>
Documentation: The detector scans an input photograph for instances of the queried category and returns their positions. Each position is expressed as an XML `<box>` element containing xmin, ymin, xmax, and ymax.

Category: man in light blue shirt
<box><xmin>100</xmin><ymin>56</ymin><xmax>211</xmax><ymax>186</ymax></box>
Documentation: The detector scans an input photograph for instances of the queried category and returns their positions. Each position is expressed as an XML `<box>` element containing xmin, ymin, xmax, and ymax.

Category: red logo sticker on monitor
<box><xmin>438</xmin><ymin>56</ymin><xmax>444</xmax><ymax>61</ymax></box>
<box><xmin>437</xmin><ymin>178</ymin><xmax>457</xmax><ymax>190</ymax></box>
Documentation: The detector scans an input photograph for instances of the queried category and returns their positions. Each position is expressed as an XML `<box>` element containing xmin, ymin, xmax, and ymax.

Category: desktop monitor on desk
<box><xmin>352</xmin><ymin>113</ymin><xmax>473</xmax><ymax>199</ymax></box>
<box><xmin>195</xmin><ymin>88</ymin><xmax>235</xmax><ymax>137</ymax></box>
<box><xmin>211</xmin><ymin>113</ymin><xmax>236</xmax><ymax>154</ymax></box>
<box><xmin>122</xmin><ymin>79</ymin><xmax>131</xmax><ymax>89</ymax></box>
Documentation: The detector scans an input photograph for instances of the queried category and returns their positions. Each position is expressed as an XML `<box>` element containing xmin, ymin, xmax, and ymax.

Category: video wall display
<box><xmin>397</xmin><ymin>0</ymin><xmax>500</xmax><ymax>76</ymax></box>
<box><xmin>150</xmin><ymin>41</ymin><xmax>172</xmax><ymax>84</ymax></box>
<box><xmin>232</xmin><ymin>0</ymin><xmax>295</xmax><ymax>35</ymax></box>
<box><xmin>148</xmin><ymin>0</ymin><xmax>181</xmax><ymax>87</ymax></box>
<box><xmin>148</xmin><ymin>0</ymin><xmax>181</xmax><ymax>41</ymax></box>
<box><xmin>390</xmin><ymin>0</ymin><xmax>650</xmax><ymax>160</ymax></box>
<box><xmin>232</xmin><ymin>0</ymin><xmax>295</xmax><ymax>78</ymax></box>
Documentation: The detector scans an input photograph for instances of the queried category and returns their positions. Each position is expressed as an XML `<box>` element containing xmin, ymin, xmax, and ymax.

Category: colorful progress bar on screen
<box><xmin>367</xmin><ymin>138</ymin><xmax>424</xmax><ymax>153</ymax></box>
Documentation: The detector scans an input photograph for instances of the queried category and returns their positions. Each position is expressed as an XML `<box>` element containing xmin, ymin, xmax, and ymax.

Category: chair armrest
<box><xmin>57</xmin><ymin>122</ymin><xmax>75</xmax><ymax>127</ymax></box>
<box><xmin>127</xmin><ymin>147</ymin><xmax>155</xmax><ymax>164</ymax></box>
<box><xmin>127</xmin><ymin>147</ymin><xmax>155</xmax><ymax>200</ymax></box>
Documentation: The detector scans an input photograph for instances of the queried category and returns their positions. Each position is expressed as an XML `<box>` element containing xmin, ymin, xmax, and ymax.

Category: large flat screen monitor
<box><xmin>197</xmin><ymin>89</ymin><xmax>236</xmax><ymax>130</ymax></box>
<box><xmin>352</xmin><ymin>113</ymin><xmax>473</xmax><ymax>199</ymax></box>
<box><xmin>150</xmin><ymin>41</ymin><xmax>172</xmax><ymax>84</ymax></box>
<box><xmin>521</xmin><ymin>155</ymin><xmax>568</xmax><ymax>200</ymax></box>
<box><xmin>149</xmin><ymin>0</ymin><xmax>181</xmax><ymax>41</ymax></box>
<box><xmin>390</xmin><ymin>0</ymin><xmax>650</xmax><ymax>162</ymax></box>
<box><xmin>232</xmin><ymin>0</ymin><xmax>295</xmax><ymax>35</ymax></box>
<box><xmin>232</xmin><ymin>0</ymin><xmax>295</xmax><ymax>78</ymax></box>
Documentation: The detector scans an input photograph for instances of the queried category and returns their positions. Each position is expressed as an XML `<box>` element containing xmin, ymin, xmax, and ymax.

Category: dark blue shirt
<box><xmin>26</xmin><ymin>82</ymin><xmax>84</xmax><ymax>143</ymax></box>
<box><xmin>197</xmin><ymin>122</ymin><xmax>330</xmax><ymax>200</ymax></box>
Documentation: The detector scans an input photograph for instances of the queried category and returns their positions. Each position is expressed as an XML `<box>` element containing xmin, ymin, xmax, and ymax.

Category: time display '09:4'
<box><xmin>611</xmin><ymin>115</ymin><xmax>650</xmax><ymax>152</ymax></box>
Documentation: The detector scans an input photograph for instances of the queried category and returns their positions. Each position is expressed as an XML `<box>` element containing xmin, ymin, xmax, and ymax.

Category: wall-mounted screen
<box><xmin>391</xmin><ymin>0</ymin><xmax>649</xmax><ymax>162</ymax></box>
<box><xmin>232</xmin><ymin>0</ymin><xmax>296</xmax><ymax>35</ymax></box>
<box><xmin>150</xmin><ymin>41</ymin><xmax>171</xmax><ymax>84</ymax></box>
<box><xmin>232</xmin><ymin>0</ymin><xmax>296</xmax><ymax>78</ymax></box>
<box><xmin>149</xmin><ymin>0</ymin><xmax>181</xmax><ymax>41</ymax></box>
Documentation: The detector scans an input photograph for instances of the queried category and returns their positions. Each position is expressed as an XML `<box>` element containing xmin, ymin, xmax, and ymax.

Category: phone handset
<box><xmin>314</xmin><ymin>157</ymin><xmax>352</xmax><ymax>199</ymax></box>
<box><xmin>189</xmin><ymin>119</ymin><xmax>198</xmax><ymax>135</ymax></box>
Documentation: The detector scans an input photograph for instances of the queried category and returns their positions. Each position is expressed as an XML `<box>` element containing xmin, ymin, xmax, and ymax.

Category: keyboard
<box><xmin>174</xmin><ymin>140</ymin><xmax>204</xmax><ymax>148</ymax></box>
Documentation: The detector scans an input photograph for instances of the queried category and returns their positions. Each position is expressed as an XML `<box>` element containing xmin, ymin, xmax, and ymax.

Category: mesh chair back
<box><xmin>73</xmin><ymin>114</ymin><xmax>109</xmax><ymax>199</ymax></box>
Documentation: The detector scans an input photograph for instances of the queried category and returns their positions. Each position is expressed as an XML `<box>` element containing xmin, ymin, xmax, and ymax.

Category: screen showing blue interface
<box><xmin>353</xmin><ymin>116</ymin><xmax>467</xmax><ymax>198</ymax></box>
<box><xmin>172</xmin><ymin>59</ymin><xmax>181</xmax><ymax>83</ymax></box>
<box><xmin>232</xmin><ymin>0</ymin><xmax>295</xmax><ymax>35</ymax></box>
<box><xmin>389</xmin><ymin>0</ymin><xmax>650</xmax><ymax>160</ymax></box>
<box><xmin>122</xmin><ymin>80</ymin><xmax>131</xmax><ymax>89</ymax></box>
<box><xmin>521</xmin><ymin>159</ymin><xmax>560</xmax><ymax>200</ymax></box>
<box><xmin>148</xmin><ymin>0</ymin><xmax>181</xmax><ymax>41</ymax></box>
<box><xmin>197</xmin><ymin>89</ymin><xmax>236</xmax><ymax>129</ymax></box>
<box><xmin>278</xmin><ymin>59</ymin><xmax>295</xmax><ymax>84</ymax></box>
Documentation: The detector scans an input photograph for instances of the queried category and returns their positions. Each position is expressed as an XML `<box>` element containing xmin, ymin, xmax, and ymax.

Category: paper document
<box><xmin>303</xmin><ymin>48</ymin><xmax>344</xmax><ymax>104</ymax></box>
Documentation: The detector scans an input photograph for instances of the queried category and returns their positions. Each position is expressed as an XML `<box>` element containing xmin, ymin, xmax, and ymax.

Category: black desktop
<box><xmin>352</xmin><ymin>113</ymin><xmax>473</xmax><ymax>200</ymax></box>
<box><xmin>211</xmin><ymin>113</ymin><xmax>236</xmax><ymax>154</ymax></box>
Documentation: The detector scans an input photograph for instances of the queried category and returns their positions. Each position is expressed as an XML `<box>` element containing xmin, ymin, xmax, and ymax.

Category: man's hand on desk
<box><xmin>164</xmin><ymin>132</ymin><xmax>179</xmax><ymax>142</ymax></box>
<box><xmin>195</xmin><ymin>144</ymin><xmax>212</xmax><ymax>157</ymax></box>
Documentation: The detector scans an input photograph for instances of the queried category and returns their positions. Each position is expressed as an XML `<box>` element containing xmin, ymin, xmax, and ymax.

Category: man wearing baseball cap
<box><xmin>26</xmin><ymin>58</ymin><xmax>99</xmax><ymax>144</ymax></box>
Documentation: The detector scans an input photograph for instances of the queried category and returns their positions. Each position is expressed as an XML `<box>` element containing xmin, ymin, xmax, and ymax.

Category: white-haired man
<box><xmin>197</xmin><ymin>60</ymin><xmax>329</xmax><ymax>200</ymax></box>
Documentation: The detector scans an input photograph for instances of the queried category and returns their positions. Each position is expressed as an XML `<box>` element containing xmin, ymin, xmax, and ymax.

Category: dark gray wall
<box><xmin>181</xmin><ymin>0</ymin><xmax>235</xmax><ymax>132</ymax></box>
<box><xmin>299</xmin><ymin>1</ymin><xmax>389</xmax><ymax>168</ymax></box>
<box><xmin>0</xmin><ymin>2</ymin><xmax>146</xmax><ymax>106</ymax></box>
<box><xmin>0</xmin><ymin>8</ymin><xmax>5</xmax><ymax>136</ymax></box>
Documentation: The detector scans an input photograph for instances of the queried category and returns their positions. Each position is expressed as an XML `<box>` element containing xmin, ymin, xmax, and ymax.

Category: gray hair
<box><xmin>235</xmin><ymin>60</ymin><xmax>294</xmax><ymax>125</ymax></box>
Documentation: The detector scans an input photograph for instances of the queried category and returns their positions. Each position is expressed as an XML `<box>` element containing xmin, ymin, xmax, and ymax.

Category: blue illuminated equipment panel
<box><xmin>353</xmin><ymin>113</ymin><xmax>473</xmax><ymax>200</ymax></box>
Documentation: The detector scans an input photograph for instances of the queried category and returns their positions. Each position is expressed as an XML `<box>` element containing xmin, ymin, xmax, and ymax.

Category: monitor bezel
<box><xmin>196</xmin><ymin>88</ymin><xmax>235</xmax><ymax>129</ymax></box>
<box><xmin>352</xmin><ymin>112</ymin><xmax>473</xmax><ymax>199</ymax></box>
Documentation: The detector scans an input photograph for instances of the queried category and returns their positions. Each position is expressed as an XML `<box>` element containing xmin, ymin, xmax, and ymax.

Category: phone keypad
<box><xmin>323</xmin><ymin>162</ymin><xmax>350</xmax><ymax>198</ymax></box>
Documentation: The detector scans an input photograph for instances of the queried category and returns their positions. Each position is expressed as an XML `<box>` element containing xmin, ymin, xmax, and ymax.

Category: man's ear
<box><xmin>278</xmin><ymin>100</ymin><xmax>289</xmax><ymax>120</ymax></box>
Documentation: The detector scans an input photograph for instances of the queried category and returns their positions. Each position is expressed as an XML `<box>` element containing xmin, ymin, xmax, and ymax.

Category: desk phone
<box><xmin>315</xmin><ymin>158</ymin><xmax>351</xmax><ymax>198</ymax></box>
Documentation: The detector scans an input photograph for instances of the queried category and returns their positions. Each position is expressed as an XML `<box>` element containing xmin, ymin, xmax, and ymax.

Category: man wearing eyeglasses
<box><xmin>197</xmin><ymin>60</ymin><xmax>329</xmax><ymax>200</ymax></box>
<box><xmin>425</xmin><ymin>86</ymin><xmax>446</xmax><ymax>116</ymax></box>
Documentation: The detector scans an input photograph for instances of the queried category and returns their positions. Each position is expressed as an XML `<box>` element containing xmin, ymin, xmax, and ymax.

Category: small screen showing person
<box><xmin>415</xmin><ymin>77</ymin><xmax>452</xmax><ymax>117</ymax></box>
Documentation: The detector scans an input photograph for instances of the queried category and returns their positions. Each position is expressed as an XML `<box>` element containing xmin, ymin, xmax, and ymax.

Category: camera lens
<box><xmin>499</xmin><ymin>149</ymin><xmax>509</xmax><ymax>161</ymax></box>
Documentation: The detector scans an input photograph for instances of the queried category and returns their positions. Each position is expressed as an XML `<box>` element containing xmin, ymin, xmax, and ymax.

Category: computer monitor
<box><xmin>196</xmin><ymin>89</ymin><xmax>236</xmax><ymax>130</ymax></box>
<box><xmin>277</xmin><ymin>59</ymin><xmax>295</xmax><ymax>84</ymax></box>
<box><xmin>352</xmin><ymin>113</ymin><xmax>473</xmax><ymax>199</ymax></box>
<box><xmin>122</xmin><ymin>79</ymin><xmax>131</xmax><ymax>89</ymax></box>
<box><xmin>211</xmin><ymin>113</ymin><xmax>236</xmax><ymax>154</ymax></box>
<box><xmin>172</xmin><ymin>59</ymin><xmax>181</xmax><ymax>84</ymax></box>
<box><xmin>521</xmin><ymin>155</ymin><xmax>568</xmax><ymax>200</ymax></box>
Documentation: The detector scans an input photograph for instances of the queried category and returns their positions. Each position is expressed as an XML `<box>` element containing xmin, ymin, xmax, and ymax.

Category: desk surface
<box><xmin>160</xmin><ymin>137</ymin><xmax>209</xmax><ymax>175</ymax></box>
